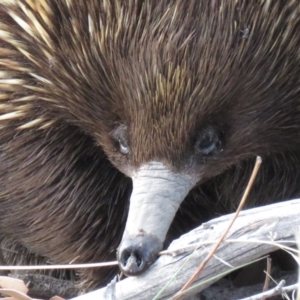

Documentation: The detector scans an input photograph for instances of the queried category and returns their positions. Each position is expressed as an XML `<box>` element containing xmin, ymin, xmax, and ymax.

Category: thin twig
<box><xmin>238</xmin><ymin>280</ymin><xmax>299</xmax><ymax>300</ymax></box>
<box><xmin>262</xmin><ymin>256</ymin><xmax>272</xmax><ymax>299</ymax></box>
<box><xmin>295</xmin><ymin>227</ymin><xmax>300</xmax><ymax>300</ymax></box>
<box><xmin>173</xmin><ymin>156</ymin><xmax>262</xmax><ymax>299</ymax></box>
<box><xmin>0</xmin><ymin>261</ymin><xmax>118</xmax><ymax>270</ymax></box>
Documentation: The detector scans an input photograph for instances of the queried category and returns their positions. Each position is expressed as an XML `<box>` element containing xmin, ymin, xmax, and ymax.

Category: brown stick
<box><xmin>174</xmin><ymin>156</ymin><xmax>262</xmax><ymax>299</ymax></box>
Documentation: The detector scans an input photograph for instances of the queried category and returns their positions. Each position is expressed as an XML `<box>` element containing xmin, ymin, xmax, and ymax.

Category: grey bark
<box><xmin>71</xmin><ymin>198</ymin><xmax>300</xmax><ymax>300</ymax></box>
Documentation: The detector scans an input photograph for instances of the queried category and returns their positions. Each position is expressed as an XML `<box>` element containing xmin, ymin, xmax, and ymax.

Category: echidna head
<box><xmin>2</xmin><ymin>0</ymin><xmax>299</xmax><ymax>278</ymax></box>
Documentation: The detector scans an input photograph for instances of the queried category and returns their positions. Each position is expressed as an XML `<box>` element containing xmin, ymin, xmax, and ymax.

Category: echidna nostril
<box><xmin>117</xmin><ymin>233</ymin><xmax>163</xmax><ymax>276</ymax></box>
<box><xmin>127</xmin><ymin>251</ymin><xmax>142</xmax><ymax>267</ymax></box>
<box><xmin>133</xmin><ymin>251</ymin><xmax>142</xmax><ymax>267</ymax></box>
<box><xmin>120</xmin><ymin>249</ymin><xmax>143</xmax><ymax>271</ymax></box>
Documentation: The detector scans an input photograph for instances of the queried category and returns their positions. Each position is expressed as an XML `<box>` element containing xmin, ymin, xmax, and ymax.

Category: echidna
<box><xmin>1</xmin><ymin>0</ymin><xmax>300</xmax><ymax>291</ymax></box>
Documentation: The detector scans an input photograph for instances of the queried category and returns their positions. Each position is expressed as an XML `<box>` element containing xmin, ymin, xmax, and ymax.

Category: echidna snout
<box><xmin>117</xmin><ymin>162</ymin><xmax>197</xmax><ymax>275</ymax></box>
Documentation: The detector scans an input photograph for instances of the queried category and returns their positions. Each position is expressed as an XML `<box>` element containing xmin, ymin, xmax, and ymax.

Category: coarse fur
<box><xmin>1</xmin><ymin>0</ymin><xmax>300</xmax><ymax>290</ymax></box>
<box><xmin>1</xmin><ymin>237</ymin><xmax>76</xmax><ymax>281</ymax></box>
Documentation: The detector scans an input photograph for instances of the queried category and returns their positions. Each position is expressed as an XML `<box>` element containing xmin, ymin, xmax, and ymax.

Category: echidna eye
<box><xmin>195</xmin><ymin>127</ymin><xmax>220</xmax><ymax>155</ymax></box>
<box><xmin>111</xmin><ymin>124</ymin><xmax>130</xmax><ymax>155</ymax></box>
<box><xmin>119</xmin><ymin>139</ymin><xmax>129</xmax><ymax>155</ymax></box>
<box><xmin>197</xmin><ymin>137</ymin><xmax>216</xmax><ymax>155</ymax></box>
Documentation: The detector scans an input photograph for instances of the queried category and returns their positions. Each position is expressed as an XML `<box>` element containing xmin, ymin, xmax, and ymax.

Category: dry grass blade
<box><xmin>173</xmin><ymin>156</ymin><xmax>262</xmax><ymax>299</ymax></box>
<box><xmin>0</xmin><ymin>276</ymin><xmax>33</xmax><ymax>300</ymax></box>
<box><xmin>0</xmin><ymin>261</ymin><xmax>118</xmax><ymax>271</ymax></box>
<box><xmin>0</xmin><ymin>277</ymin><xmax>28</xmax><ymax>292</ymax></box>
<box><xmin>0</xmin><ymin>289</ymin><xmax>32</xmax><ymax>300</ymax></box>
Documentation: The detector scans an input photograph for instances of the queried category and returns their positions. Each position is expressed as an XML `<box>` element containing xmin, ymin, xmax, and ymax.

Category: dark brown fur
<box><xmin>1</xmin><ymin>0</ymin><xmax>300</xmax><ymax>290</ymax></box>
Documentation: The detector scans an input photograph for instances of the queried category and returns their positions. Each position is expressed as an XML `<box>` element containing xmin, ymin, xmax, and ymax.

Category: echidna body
<box><xmin>1</xmin><ymin>0</ymin><xmax>300</xmax><ymax>290</ymax></box>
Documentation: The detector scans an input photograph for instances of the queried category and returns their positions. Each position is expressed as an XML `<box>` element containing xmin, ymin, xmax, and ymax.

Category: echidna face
<box><xmin>3</xmin><ymin>0</ymin><xmax>300</xmax><ymax>280</ymax></box>
<box><xmin>105</xmin><ymin>99</ymin><xmax>235</xmax><ymax>277</ymax></box>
